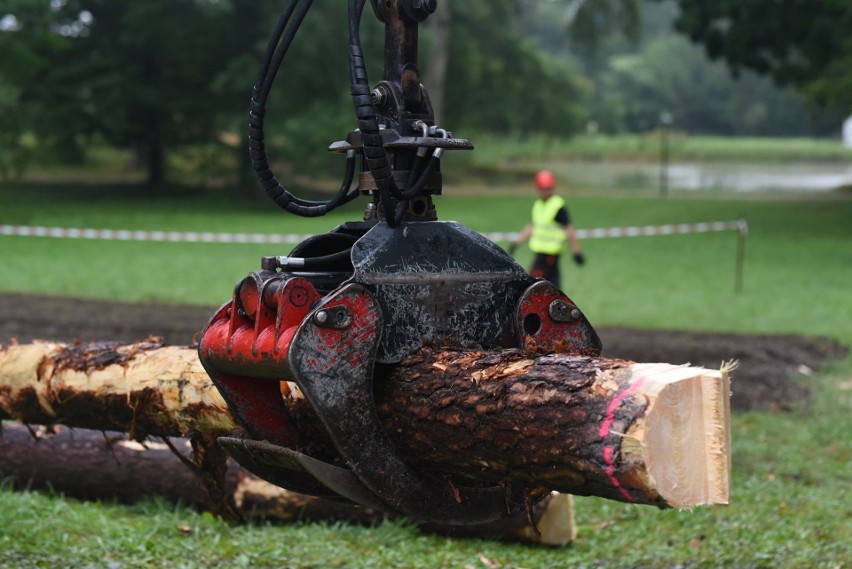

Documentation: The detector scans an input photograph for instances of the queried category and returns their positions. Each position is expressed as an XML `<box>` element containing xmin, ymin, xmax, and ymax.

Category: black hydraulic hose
<box><xmin>254</xmin><ymin>0</ymin><xmax>300</xmax><ymax>91</ymax></box>
<box><xmin>397</xmin><ymin>155</ymin><xmax>439</xmax><ymax>200</ymax></box>
<box><xmin>379</xmin><ymin>153</ymin><xmax>441</xmax><ymax>226</ymax></box>
<box><xmin>257</xmin><ymin>0</ymin><xmax>313</xmax><ymax>105</ymax></box>
<box><xmin>285</xmin><ymin>247</ymin><xmax>354</xmax><ymax>269</ymax></box>
<box><xmin>249</xmin><ymin>0</ymin><xmax>360</xmax><ymax>218</ymax></box>
<box><xmin>348</xmin><ymin>0</ymin><xmax>408</xmax><ymax>226</ymax></box>
<box><xmin>348</xmin><ymin>0</ymin><xmax>444</xmax><ymax>226</ymax></box>
<box><xmin>377</xmin><ymin>154</ymin><xmax>439</xmax><ymax>227</ymax></box>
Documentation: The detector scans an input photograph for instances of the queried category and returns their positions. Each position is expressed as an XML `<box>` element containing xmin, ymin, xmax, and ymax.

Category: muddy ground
<box><xmin>0</xmin><ymin>293</ymin><xmax>846</xmax><ymax>411</ymax></box>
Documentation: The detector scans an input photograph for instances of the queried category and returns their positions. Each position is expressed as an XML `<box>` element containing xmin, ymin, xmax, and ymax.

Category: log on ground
<box><xmin>0</xmin><ymin>423</ymin><xmax>576</xmax><ymax>546</ymax></box>
<box><xmin>0</xmin><ymin>340</ymin><xmax>731</xmax><ymax>508</ymax></box>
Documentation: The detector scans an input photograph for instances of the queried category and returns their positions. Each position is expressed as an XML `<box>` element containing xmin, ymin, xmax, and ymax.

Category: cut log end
<box><xmin>623</xmin><ymin>364</ymin><xmax>731</xmax><ymax>508</ymax></box>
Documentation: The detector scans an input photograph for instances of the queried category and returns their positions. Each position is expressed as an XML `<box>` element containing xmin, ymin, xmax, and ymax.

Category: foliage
<box><xmin>595</xmin><ymin>35</ymin><xmax>836</xmax><ymax>135</ymax></box>
<box><xmin>565</xmin><ymin>0</ymin><xmax>643</xmax><ymax>57</ymax></box>
<box><xmin>0</xmin><ymin>0</ymin><xmax>272</xmax><ymax>185</ymax></box>
<box><xmin>517</xmin><ymin>0</ymin><xmax>842</xmax><ymax>137</ymax></box>
<box><xmin>0</xmin><ymin>0</ymin><xmax>592</xmax><ymax>186</ymax></box>
<box><xmin>0</xmin><ymin>75</ymin><xmax>30</xmax><ymax>179</ymax></box>
<box><xmin>444</xmin><ymin>1</ymin><xmax>588</xmax><ymax>136</ymax></box>
<box><xmin>668</xmin><ymin>0</ymin><xmax>852</xmax><ymax>112</ymax></box>
<box><xmin>2</xmin><ymin>0</ymin><xmax>850</xmax><ymax>192</ymax></box>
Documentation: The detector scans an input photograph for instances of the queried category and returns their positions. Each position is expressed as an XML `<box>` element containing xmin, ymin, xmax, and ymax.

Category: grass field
<box><xmin>464</xmin><ymin>133</ymin><xmax>852</xmax><ymax>166</ymax></box>
<box><xmin>1</xmin><ymin>181</ymin><xmax>850</xmax><ymax>345</ymax></box>
<box><xmin>0</xmin><ymin>358</ymin><xmax>849</xmax><ymax>569</ymax></box>
<box><xmin>1</xmin><ymin>178</ymin><xmax>851</xmax><ymax>568</ymax></box>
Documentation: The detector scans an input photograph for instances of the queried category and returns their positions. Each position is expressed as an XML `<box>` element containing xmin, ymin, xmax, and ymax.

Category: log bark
<box><xmin>0</xmin><ymin>340</ymin><xmax>731</xmax><ymax>509</ymax></box>
<box><xmin>0</xmin><ymin>423</ymin><xmax>228</xmax><ymax>506</ymax></box>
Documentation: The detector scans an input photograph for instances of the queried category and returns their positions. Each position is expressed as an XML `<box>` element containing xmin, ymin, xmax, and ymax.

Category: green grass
<box><xmin>1</xmin><ymin>357</ymin><xmax>849</xmax><ymax>568</ymax></box>
<box><xmin>464</xmin><ymin>133</ymin><xmax>852</xmax><ymax>167</ymax></box>
<box><xmin>1</xmin><ymin>182</ymin><xmax>850</xmax><ymax>345</ymax></box>
<box><xmin>1</xmin><ymin>179</ymin><xmax>850</xmax><ymax>567</ymax></box>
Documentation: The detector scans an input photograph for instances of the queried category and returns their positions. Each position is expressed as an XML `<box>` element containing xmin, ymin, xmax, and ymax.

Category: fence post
<box><xmin>735</xmin><ymin>219</ymin><xmax>748</xmax><ymax>294</ymax></box>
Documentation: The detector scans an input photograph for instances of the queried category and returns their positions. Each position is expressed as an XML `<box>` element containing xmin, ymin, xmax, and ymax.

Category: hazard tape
<box><xmin>0</xmin><ymin>220</ymin><xmax>747</xmax><ymax>245</ymax></box>
<box><xmin>488</xmin><ymin>219</ymin><xmax>748</xmax><ymax>242</ymax></box>
<box><xmin>0</xmin><ymin>225</ymin><xmax>308</xmax><ymax>244</ymax></box>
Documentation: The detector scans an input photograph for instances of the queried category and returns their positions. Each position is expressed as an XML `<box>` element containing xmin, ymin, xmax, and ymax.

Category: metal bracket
<box><xmin>517</xmin><ymin>280</ymin><xmax>602</xmax><ymax>355</ymax></box>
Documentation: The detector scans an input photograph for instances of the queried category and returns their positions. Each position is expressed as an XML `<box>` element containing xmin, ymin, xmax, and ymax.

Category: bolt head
<box><xmin>315</xmin><ymin>310</ymin><xmax>328</xmax><ymax>324</ymax></box>
<box><xmin>548</xmin><ymin>299</ymin><xmax>580</xmax><ymax>323</ymax></box>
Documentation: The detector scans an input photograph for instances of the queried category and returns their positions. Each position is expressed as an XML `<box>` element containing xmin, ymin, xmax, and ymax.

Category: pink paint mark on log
<box><xmin>599</xmin><ymin>376</ymin><xmax>647</xmax><ymax>502</ymax></box>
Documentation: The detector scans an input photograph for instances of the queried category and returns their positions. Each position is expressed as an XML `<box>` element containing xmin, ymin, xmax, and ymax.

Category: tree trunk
<box><xmin>145</xmin><ymin>115</ymin><xmax>165</xmax><ymax>187</ymax></box>
<box><xmin>0</xmin><ymin>422</ymin><xmax>226</xmax><ymax>506</ymax></box>
<box><xmin>423</xmin><ymin>0</ymin><xmax>451</xmax><ymax>123</ymax></box>
<box><xmin>0</xmin><ymin>340</ymin><xmax>731</xmax><ymax>509</ymax></box>
<box><xmin>236</xmin><ymin>142</ymin><xmax>257</xmax><ymax>200</ymax></box>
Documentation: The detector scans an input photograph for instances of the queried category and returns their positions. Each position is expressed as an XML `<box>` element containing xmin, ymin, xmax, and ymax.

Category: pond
<box><xmin>557</xmin><ymin>160</ymin><xmax>852</xmax><ymax>193</ymax></box>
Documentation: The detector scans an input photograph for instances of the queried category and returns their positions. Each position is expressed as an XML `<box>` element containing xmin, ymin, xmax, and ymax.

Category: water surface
<box><xmin>559</xmin><ymin>160</ymin><xmax>852</xmax><ymax>192</ymax></box>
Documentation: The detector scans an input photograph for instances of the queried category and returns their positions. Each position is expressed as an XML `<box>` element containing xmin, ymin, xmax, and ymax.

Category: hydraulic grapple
<box><xmin>198</xmin><ymin>0</ymin><xmax>601</xmax><ymax>526</ymax></box>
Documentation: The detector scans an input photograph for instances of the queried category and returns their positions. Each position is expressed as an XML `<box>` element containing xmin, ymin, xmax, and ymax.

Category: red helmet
<box><xmin>535</xmin><ymin>170</ymin><xmax>556</xmax><ymax>190</ymax></box>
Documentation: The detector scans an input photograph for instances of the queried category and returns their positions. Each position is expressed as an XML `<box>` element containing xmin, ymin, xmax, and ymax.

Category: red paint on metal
<box><xmin>198</xmin><ymin>277</ymin><xmax>325</xmax><ymax>445</ymax></box>
<box><xmin>200</xmin><ymin>277</ymin><xmax>320</xmax><ymax>377</ymax></box>
<box><xmin>209</xmin><ymin>372</ymin><xmax>299</xmax><ymax>446</ymax></box>
<box><xmin>517</xmin><ymin>285</ymin><xmax>592</xmax><ymax>353</ymax></box>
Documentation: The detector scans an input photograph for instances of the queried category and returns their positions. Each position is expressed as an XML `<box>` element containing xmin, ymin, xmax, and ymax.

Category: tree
<box><xmin>667</xmin><ymin>0</ymin><xmax>852</xmax><ymax>112</ymax></box>
<box><xmin>440</xmin><ymin>1</ymin><xmax>587</xmax><ymax>136</ymax></box>
<box><xmin>1</xmin><ymin>1</ymin><xmax>593</xmax><ymax>185</ymax></box>
<box><xmin>596</xmin><ymin>35</ymin><xmax>834</xmax><ymax>136</ymax></box>
<box><xmin>0</xmin><ymin>0</ymin><xmax>267</xmax><ymax>186</ymax></box>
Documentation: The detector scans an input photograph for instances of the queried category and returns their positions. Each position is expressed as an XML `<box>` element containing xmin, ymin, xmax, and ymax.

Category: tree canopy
<box><xmin>442</xmin><ymin>1</ymin><xmax>586</xmax><ymax>136</ymax></box>
<box><xmin>0</xmin><ymin>0</ymin><xmax>588</xmax><ymax>185</ymax></box>
<box><xmin>0</xmin><ymin>0</ymin><xmax>271</xmax><ymax>185</ymax></box>
<box><xmin>597</xmin><ymin>34</ymin><xmax>833</xmax><ymax>136</ymax></box>
<box><xmin>0</xmin><ymin>0</ymin><xmax>849</xmax><ymax>187</ymax></box>
<box><xmin>668</xmin><ymin>0</ymin><xmax>852</xmax><ymax>112</ymax></box>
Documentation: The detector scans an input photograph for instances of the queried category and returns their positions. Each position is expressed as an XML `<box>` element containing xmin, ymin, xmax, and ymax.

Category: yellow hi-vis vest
<box><xmin>529</xmin><ymin>195</ymin><xmax>567</xmax><ymax>255</ymax></box>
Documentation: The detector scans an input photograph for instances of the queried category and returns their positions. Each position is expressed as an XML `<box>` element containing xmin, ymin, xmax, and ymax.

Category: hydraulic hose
<box><xmin>249</xmin><ymin>0</ymin><xmax>360</xmax><ymax>217</ymax></box>
<box><xmin>349</xmin><ymin>0</ymin><xmax>415</xmax><ymax>227</ymax></box>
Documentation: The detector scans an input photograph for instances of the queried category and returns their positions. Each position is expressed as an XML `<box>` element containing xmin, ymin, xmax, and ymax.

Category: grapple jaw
<box><xmin>205</xmin><ymin>0</ymin><xmax>605</xmax><ymax>526</ymax></box>
<box><xmin>199</xmin><ymin>222</ymin><xmax>600</xmax><ymax>525</ymax></box>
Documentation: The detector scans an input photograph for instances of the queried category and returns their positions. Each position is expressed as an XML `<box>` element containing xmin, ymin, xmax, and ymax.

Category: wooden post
<box><xmin>735</xmin><ymin>218</ymin><xmax>748</xmax><ymax>294</ymax></box>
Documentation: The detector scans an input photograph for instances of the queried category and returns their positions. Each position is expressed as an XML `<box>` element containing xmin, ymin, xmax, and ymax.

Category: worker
<box><xmin>508</xmin><ymin>170</ymin><xmax>585</xmax><ymax>289</ymax></box>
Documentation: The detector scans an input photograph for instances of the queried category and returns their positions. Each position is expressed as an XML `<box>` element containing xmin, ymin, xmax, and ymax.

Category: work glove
<box><xmin>573</xmin><ymin>252</ymin><xmax>586</xmax><ymax>266</ymax></box>
<box><xmin>508</xmin><ymin>242</ymin><xmax>518</xmax><ymax>256</ymax></box>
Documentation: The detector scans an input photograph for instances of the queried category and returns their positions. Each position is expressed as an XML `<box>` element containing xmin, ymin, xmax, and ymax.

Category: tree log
<box><xmin>0</xmin><ymin>340</ymin><xmax>731</xmax><ymax>509</ymax></box>
<box><xmin>0</xmin><ymin>423</ymin><xmax>229</xmax><ymax>506</ymax></box>
<box><xmin>0</xmin><ymin>423</ymin><xmax>575</xmax><ymax>545</ymax></box>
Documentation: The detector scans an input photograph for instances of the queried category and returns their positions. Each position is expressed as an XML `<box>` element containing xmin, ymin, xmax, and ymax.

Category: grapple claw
<box><xmin>199</xmin><ymin>0</ymin><xmax>603</xmax><ymax>528</ymax></box>
<box><xmin>199</xmin><ymin>224</ymin><xmax>600</xmax><ymax>524</ymax></box>
<box><xmin>217</xmin><ymin>437</ymin><xmax>345</xmax><ymax>501</ymax></box>
<box><xmin>287</xmin><ymin>283</ymin><xmax>525</xmax><ymax>525</ymax></box>
<box><xmin>218</xmin><ymin>437</ymin><xmax>386</xmax><ymax>508</ymax></box>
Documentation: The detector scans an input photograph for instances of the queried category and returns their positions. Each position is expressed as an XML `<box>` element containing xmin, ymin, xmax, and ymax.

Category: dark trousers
<box><xmin>530</xmin><ymin>253</ymin><xmax>561</xmax><ymax>290</ymax></box>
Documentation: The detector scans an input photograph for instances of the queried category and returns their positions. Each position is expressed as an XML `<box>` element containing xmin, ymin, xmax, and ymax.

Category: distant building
<box><xmin>844</xmin><ymin>116</ymin><xmax>852</xmax><ymax>149</ymax></box>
